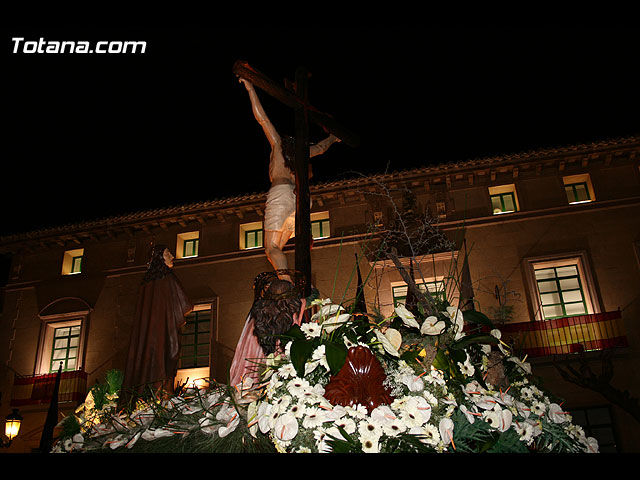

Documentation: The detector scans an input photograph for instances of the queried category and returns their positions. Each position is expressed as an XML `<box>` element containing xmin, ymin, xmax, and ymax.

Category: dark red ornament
<box><xmin>324</xmin><ymin>346</ymin><xmax>394</xmax><ymax>413</ymax></box>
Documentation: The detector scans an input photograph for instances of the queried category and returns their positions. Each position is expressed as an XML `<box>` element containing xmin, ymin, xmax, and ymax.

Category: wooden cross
<box><xmin>233</xmin><ymin>60</ymin><xmax>359</xmax><ymax>297</ymax></box>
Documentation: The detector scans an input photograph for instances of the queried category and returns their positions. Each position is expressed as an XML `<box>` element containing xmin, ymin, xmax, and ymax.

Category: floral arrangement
<box><xmin>52</xmin><ymin>297</ymin><xmax>599</xmax><ymax>454</ymax></box>
<box><xmin>249</xmin><ymin>298</ymin><xmax>600</xmax><ymax>453</ymax></box>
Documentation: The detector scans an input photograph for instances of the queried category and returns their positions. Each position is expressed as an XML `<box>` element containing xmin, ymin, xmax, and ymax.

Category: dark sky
<box><xmin>2</xmin><ymin>26</ymin><xmax>639</xmax><ymax>238</ymax></box>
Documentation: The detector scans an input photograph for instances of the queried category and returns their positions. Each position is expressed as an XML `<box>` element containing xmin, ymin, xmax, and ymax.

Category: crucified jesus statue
<box><xmin>240</xmin><ymin>78</ymin><xmax>340</xmax><ymax>278</ymax></box>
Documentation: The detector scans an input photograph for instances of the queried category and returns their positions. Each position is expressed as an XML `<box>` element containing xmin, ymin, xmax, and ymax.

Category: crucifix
<box><xmin>234</xmin><ymin>60</ymin><xmax>359</xmax><ymax>297</ymax></box>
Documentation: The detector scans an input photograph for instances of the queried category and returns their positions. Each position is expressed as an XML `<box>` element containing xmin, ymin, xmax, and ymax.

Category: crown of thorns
<box><xmin>253</xmin><ymin>270</ymin><xmax>306</xmax><ymax>301</ymax></box>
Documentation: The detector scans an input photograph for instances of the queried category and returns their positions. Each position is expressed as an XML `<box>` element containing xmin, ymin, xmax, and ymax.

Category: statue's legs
<box><xmin>265</xmin><ymin>229</ymin><xmax>293</xmax><ymax>281</ymax></box>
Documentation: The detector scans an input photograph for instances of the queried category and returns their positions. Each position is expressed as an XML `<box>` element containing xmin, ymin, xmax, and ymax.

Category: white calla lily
<box><xmin>375</xmin><ymin>329</ymin><xmax>400</xmax><ymax>357</ymax></box>
<box><xmin>420</xmin><ymin>315</ymin><xmax>446</xmax><ymax>335</ymax></box>
<box><xmin>395</xmin><ymin>303</ymin><xmax>420</xmax><ymax>328</ymax></box>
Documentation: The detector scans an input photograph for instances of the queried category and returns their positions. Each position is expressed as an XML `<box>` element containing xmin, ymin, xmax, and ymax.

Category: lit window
<box><xmin>563</xmin><ymin>174</ymin><xmax>595</xmax><ymax>205</ymax></box>
<box><xmin>488</xmin><ymin>185</ymin><xmax>519</xmax><ymax>215</ymax></box>
<box><xmin>177</xmin><ymin>232</ymin><xmax>200</xmax><ymax>259</ymax></box>
<box><xmin>312</xmin><ymin>219</ymin><xmax>330</xmax><ymax>239</ymax></box>
<box><xmin>62</xmin><ymin>249</ymin><xmax>84</xmax><ymax>275</ymax></box>
<box><xmin>534</xmin><ymin>265</ymin><xmax>588</xmax><ymax>319</ymax></box>
<box><xmin>179</xmin><ymin>308</ymin><xmax>211</xmax><ymax>369</ymax></box>
<box><xmin>176</xmin><ymin>305</ymin><xmax>212</xmax><ymax>390</ymax></box>
<box><xmin>240</xmin><ymin>221</ymin><xmax>264</xmax><ymax>250</ymax></box>
<box><xmin>311</xmin><ymin>211</ymin><xmax>330</xmax><ymax>240</ymax></box>
<box><xmin>245</xmin><ymin>228</ymin><xmax>264</xmax><ymax>249</ymax></box>
<box><xmin>392</xmin><ymin>280</ymin><xmax>446</xmax><ymax>307</ymax></box>
<box><xmin>50</xmin><ymin>325</ymin><xmax>81</xmax><ymax>372</ymax></box>
<box><xmin>525</xmin><ymin>254</ymin><xmax>599</xmax><ymax>321</ymax></box>
<box><xmin>36</xmin><ymin>317</ymin><xmax>86</xmax><ymax>374</ymax></box>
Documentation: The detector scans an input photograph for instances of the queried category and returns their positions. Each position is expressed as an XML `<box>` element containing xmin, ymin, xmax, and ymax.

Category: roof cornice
<box><xmin>2</xmin><ymin>135</ymin><xmax>638</xmax><ymax>248</ymax></box>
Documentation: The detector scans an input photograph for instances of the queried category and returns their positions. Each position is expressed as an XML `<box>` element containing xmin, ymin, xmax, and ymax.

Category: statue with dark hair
<box><xmin>229</xmin><ymin>270</ymin><xmax>307</xmax><ymax>388</ymax></box>
<box><xmin>122</xmin><ymin>245</ymin><xmax>193</xmax><ymax>401</ymax></box>
<box><xmin>240</xmin><ymin>78</ymin><xmax>340</xmax><ymax>277</ymax></box>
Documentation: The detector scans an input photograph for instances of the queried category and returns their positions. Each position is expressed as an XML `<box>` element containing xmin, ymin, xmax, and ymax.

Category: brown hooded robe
<box><xmin>123</xmin><ymin>272</ymin><xmax>193</xmax><ymax>397</ymax></box>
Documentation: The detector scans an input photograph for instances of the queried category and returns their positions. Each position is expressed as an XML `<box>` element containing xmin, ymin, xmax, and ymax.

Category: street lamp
<box><xmin>1</xmin><ymin>409</ymin><xmax>23</xmax><ymax>447</ymax></box>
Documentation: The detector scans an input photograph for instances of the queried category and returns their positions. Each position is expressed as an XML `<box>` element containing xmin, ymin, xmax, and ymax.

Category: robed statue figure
<box><xmin>122</xmin><ymin>245</ymin><xmax>193</xmax><ymax>400</ymax></box>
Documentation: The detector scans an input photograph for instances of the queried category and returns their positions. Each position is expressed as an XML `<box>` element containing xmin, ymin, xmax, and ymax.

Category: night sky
<box><xmin>2</xmin><ymin>26</ymin><xmax>639</xmax><ymax>239</ymax></box>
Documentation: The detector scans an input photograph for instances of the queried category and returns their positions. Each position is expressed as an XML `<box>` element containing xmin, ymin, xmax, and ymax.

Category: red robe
<box><xmin>123</xmin><ymin>273</ymin><xmax>193</xmax><ymax>396</ymax></box>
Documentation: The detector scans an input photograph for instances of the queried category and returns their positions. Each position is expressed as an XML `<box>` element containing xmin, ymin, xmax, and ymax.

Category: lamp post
<box><xmin>2</xmin><ymin>409</ymin><xmax>23</xmax><ymax>447</ymax></box>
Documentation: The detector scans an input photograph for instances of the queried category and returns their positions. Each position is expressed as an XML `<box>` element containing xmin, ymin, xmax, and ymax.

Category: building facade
<box><xmin>1</xmin><ymin>136</ymin><xmax>639</xmax><ymax>452</ymax></box>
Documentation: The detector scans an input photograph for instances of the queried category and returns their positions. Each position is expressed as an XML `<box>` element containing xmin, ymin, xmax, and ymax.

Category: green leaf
<box><xmin>448</xmin><ymin>347</ymin><xmax>467</xmax><ymax>363</ymax></box>
<box><xmin>290</xmin><ymin>338</ymin><xmax>315</xmax><ymax>378</ymax></box>
<box><xmin>284</xmin><ymin>323</ymin><xmax>306</xmax><ymax>341</ymax></box>
<box><xmin>462</xmin><ymin>309</ymin><xmax>494</xmax><ymax>328</ymax></box>
<box><xmin>432</xmin><ymin>348</ymin><xmax>450</xmax><ymax>371</ymax></box>
<box><xmin>324</xmin><ymin>340</ymin><xmax>348</xmax><ymax>375</ymax></box>
<box><xmin>450</xmin><ymin>333</ymin><xmax>499</xmax><ymax>350</ymax></box>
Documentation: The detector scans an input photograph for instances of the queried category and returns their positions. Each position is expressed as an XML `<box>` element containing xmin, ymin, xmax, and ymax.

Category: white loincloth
<box><xmin>264</xmin><ymin>183</ymin><xmax>296</xmax><ymax>232</ymax></box>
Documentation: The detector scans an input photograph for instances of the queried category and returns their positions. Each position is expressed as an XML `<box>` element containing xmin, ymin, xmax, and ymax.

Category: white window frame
<box><xmin>175</xmin><ymin>303</ymin><xmax>213</xmax><ymax>390</ymax></box>
<box><xmin>239</xmin><ymin>221</ymin><xmax>264</xmax><ymax>250</ymax></box>
<box><xmin>36</xmin><ymin>311</ymin><xmax>89</xmax><ymax>375</ymax></box>
<box><xmin>62</xmin><ymin>248</ymin><xmax>84</xmax><ymax>275</ymax></box>
<box><xmin>562</xmin><ymin>173</ymin><xmax>596</xmax><ymax>205</ymax></box>
<box><xmin>311</xmin><ymin>211</ymin><xmax>331</xmax><ymax>240</ymax></box>
<box><xmin>523</xmin><ymin>252</ymin><xmax>601</xmax><ymax>321</ymax></box>
<box><xmin>488</xmin><ymin>184</ymin><xmax>520</xmax><ymax>215</ymax></box>
<box><xmin>176</xmin><ymin>231</ymin><xmax>200</xmax><ymax>259</ymax></box>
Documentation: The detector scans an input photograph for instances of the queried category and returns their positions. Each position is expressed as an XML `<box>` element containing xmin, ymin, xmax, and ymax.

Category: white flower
<box><xmin>507</xmin><ymin>356</ymin><xmax>532</xmax><ymax>374</ymax></box>
<box><xmin>311</xmin><ymin>302</ymin><xmax>342</xmax><ymax>321</ymax></box>
<box><xmin>472</xmin><ymin>395</ymin><xmax>497</xmax><ymax>410</ymax></box>
<box><xmin>360</xmin><ymin>436</ymin><xmax>380</xmax><ymax>453</ymax></box>
<box><xmin>325</xmin><ymin>405</ymin><xmax>347</xmax><ymax>421</ymax></box>
<box><xmin>358</xmin><ymin>419</ymin><xmax>383</xmax><ymax>441</ymax></box>
<box><xmin>446</xmin><ymin>306</ymin><xmax>465</xmax><ymax>339</ymax></box>
<box><xmin>288</xmin><ymin>402</ymin><xmax>307</xmax><ymax>419</ymax></box>
<box><xmin>370</xmin><ymin>405</ymin><xmax>397</xmax><ymax>426</ymax></box>
<box><xmin>423</xmin><ymin>390</ymin><xmax>439</xmax><ymax>407</ymax></box>
<box><xmin>302</xmin><ymin>406</ymin><xmax>328</xmax><ymax>429</ymax></box>
<box><xmin>198</xmin><ymin>416</ymin><xmax>220</xmax><ymax>435</ymax></box>
<box><xmin>301</xmin><ymin>321</ymin><xmax>322</xmax><ymax>339</ymax></box>
<box><xmin>311</xmin><ymin>303</ymin><xmax>350</xmax><ymax>333</ymax></box>
<box><xmin>401</xmin><ymin>396</ymin><xmax>432</xmax><ymax>426</ymax></box>
<box><xmin>458</xmin><ymin>355</ymin><xmax>475</xmax><ymax>377</ymax></box>
<box><xmin>257</xmin><ymin>402</ymin><xmax>274</xmax><ymax>433</ymax></box>
<box><xmin>439</xmin><ymin>417</ymin><xmax>455</xmax><ymax>446</ymax></box>
<box><xmin>401</xmin><ymin>373</ymin><xmax>425</xmax><ymax>392</ymax></box>
<box><xmin>274</xmin><ymin>413</ymin><xmax>299</xmax><ymax>442</ymax></box>
<box><xmin>345</xmin><ymin>404</ymin><xmax>368</xmax><ymax>419</ymax></box>
<box><xmin>375</xmin><ymin>329</ymin><xmax>400</xmax><ymax>357</ymax></box>
<box><xmin>216</xmin><ymin>404</ymin><xmax>240</xmax><ymax>438</ymax></box>
<box><xmin>520</xmin><ymin>386</ymin><xmax>535</xmax><ymax>401</ymax></box>
<box><xmin>395</xmin><ymin>303</ymin><xmax>420</xmax><ymax>329</ymax></box>
<box><xmin>277</xmin><ymin>363</ymin><xmax>297</xmax><ymax>379</ymax></box>
<box><xmin>531</xmin><ymin>401</ymin><xmax>546</xmax><ymax>417</ymax></box>
<box><xmin>491</xmin><ymin>329</ymin><xmax>511</xmax><ymax>355</ymax></box>
<box><xmin>583</xmin><ymin>436</ymin><xmax>599</xmax><ymax>453</ymax></box>
<box><xmin>323</xmin><ymin>313</ymin><xmax>351</xmax><ymax>333</ymax></box>
<box><xmin>460</xmin><ymin>404</ymin><xmax>478</xmax><ymax>424</ymax></box>
<box><xmin>514</xmin><ymin>419</ymin><xmax>535</xmax><ymax>445</ymax></box>
<box><xmin>409</xmin><ymin>423</ymin><xmax>440</xmax><ymax>446</ymax></box>
<box><xmin>287</xmin><ymin>378</ymin><xmax>310</xmax><ymax>398</ymax></box>
<box><xmin>548</xmin><ymin>403</ymin><xmax>568</xmax><ymax>424</ymax></box>
<box><xmin>333</xmin><ymin>416</ymin><xmax>357</xmax><ymax>435</ymax></box>
<box><xmin>515</xmin><ymin>400</ymin><xmax>531</xmax><ymax>418</ymax></box>
<box><xmin>420</xmin><ymin>316</ymin><xmax>446</xmax><ymax>335</ymax></box>
<box><xmin>462</xmin><ymin>380</ymin><xmax>485</xmax><ymax>397</ymax></box>
<box><xmin>382</xmin><ymin>417</ymin><xmax>407</xmax><ymax>437</ymax></box>
<box><xmin>310</xmin><ymin>345</ymin><xmax>330</xmax><ymax>372</ymax></box>
<box><xmin>384</xmin><ymin>328</ymin><xmax>403</xmax><ymax>350</ymax></box>
<box><xmin>483</xmin><ymin>405</ymin><xmax>512</xmax><ymax>432</ymax></box>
